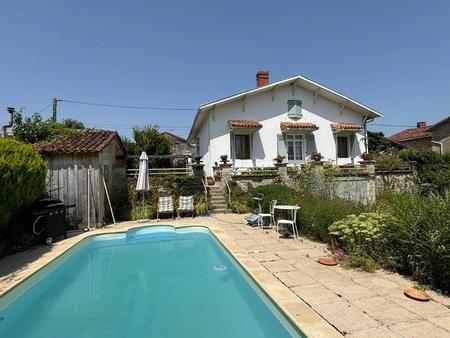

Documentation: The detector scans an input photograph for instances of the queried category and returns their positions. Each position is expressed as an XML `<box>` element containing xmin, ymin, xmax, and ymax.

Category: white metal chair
<box><xmin>276</xmin><ymin>206</ymin><xmax>300</xmax><ymax>241</ymax></box>
<box><xmin>258</xmin><ymin>200</ymin><xmax>277</xmax><ymax>230</ymax></box>
<box><xmin>157</xmin><ymin>196</ymin><xmax>174</xmax><ymax>220</ymax></box>
<box><xmin>177</xmin><ymin>196</ymin><xmax>195</xmax><ymax>219</ymax></box>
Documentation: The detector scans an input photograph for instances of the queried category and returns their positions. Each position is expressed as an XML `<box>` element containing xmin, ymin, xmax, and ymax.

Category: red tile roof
<box><xmin>330</xmin><ymin>123</ymin><xmax>362</xmax><ymax>130</ymax></box>
<box><xmin>36</xmin><ymin>130</ymin><xmax>121</xmax><ymax>154</ymax></box>
<box><xmin>388</xmin><ymin>127</ymin><xmax>431</xmax><ymax>142</ymax></box>
<box><xmin>280</xmin><ymin>122</ymin><xmax>318</xmax><ymax>130</ymax></box>
<box><xmin>228</xmin><ymin>120</ymin><xmax>262</xmax><ymax>128</ymax></box>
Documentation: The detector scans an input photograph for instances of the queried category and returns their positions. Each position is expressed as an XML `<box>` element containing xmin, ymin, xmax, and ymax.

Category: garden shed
<box><xmin>36</xmin><ymin>129</ymin><xmax>127</xmax><ymax>227</ymax></box>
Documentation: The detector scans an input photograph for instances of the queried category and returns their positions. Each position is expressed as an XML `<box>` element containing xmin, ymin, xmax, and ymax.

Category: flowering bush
<box><xmin>329</xmin><ymin>212</ymin><xmax>389</xmax><ymax>257</ymax></box>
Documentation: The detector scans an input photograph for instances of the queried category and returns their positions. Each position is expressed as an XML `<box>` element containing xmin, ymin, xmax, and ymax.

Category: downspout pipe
<box><xmin>2</xmin><ymin>107</ymin><xmax>15</xmax><ymax>137</ymax></box>
<box><xmin>363</xmin><ymin>116</ymin><xmax>374</xmax><ymax>153</ymax></box>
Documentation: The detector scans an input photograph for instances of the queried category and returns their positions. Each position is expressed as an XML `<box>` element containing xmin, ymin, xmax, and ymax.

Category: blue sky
<box><xmin>1</xmin><ymin>0</ymin><xmax>449</xmax><ymax>138</ymax></box>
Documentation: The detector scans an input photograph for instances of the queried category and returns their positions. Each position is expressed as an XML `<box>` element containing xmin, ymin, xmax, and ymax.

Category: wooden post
<box><xmin>52</xmin><ymin>98</ymin><xmax>58</xmax><ymax>122</ymax></box>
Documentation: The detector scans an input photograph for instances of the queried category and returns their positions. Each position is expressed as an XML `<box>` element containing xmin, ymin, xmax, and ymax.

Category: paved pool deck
<box><xmin>1</xmin><ymin>214</ymin><xmax>449</xmax><ymax>337</ymax></box>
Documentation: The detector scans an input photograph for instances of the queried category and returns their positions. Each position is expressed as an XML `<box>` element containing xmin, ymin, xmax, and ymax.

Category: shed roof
<box><xmin>36</xmin><ymin>130</ymin><xmax>124</xmax><ymax>155</ymax></box>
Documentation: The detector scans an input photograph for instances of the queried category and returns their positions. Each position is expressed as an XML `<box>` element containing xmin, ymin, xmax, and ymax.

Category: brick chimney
<box><xmin>416</xmin><ymin>121</ymin><xmax>427</xmax><ymax>129</ymax></box>
<box><xmin>256</xmin><ymin>71</ymin><xmax>269</xmax><ymax>87</ymax></box>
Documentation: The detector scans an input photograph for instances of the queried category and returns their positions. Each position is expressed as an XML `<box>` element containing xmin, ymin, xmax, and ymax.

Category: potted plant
<box><xmin>273</xmin><ymin>153</ymin><xmax>286</xmax><ymax>164</ymax></box>
<box><xmin>220</xmin><ymin>154</ymin><xmax>228</xmax><ymax>164</ymax></box>
<box><xmin>193</xmin><ymin>156</ymin><xmax>202</xmax><ymax>164</ymax></box>
<box><xmin>361</xmin><ymin>152</ymin><xmax>373</xmax><ymax>161</ymax></box>
<box><xmin>310</xmin><ymin>151</ymin><xmax>323</xmax><ymax>162</ymax></box>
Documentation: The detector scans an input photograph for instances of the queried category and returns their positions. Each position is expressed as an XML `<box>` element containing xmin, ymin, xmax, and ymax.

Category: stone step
<box><xmin>211</xmin><ymin>208</ymin><xmax>232</xmax><ymax>214</ymax></box>
<box><xmin>212</xmin><ymin>203</ymin><xmax>227</xmax><ymax>209</ymax></box>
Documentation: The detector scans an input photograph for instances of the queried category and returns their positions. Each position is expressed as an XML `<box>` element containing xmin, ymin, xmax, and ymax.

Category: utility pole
<box><xmin>52</xmin><ymin>98</ymin><xmax>58</xmax><ymax>122</ymax></box>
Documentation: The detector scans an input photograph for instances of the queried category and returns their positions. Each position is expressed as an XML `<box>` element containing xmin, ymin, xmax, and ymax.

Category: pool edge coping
<box><xmin>0</xmin><ymin>222</ymin><xmax>342</xmax><ymax>338</ymax></box>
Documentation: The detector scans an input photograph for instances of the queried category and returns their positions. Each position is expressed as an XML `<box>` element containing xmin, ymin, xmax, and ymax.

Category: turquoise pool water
<box><xmin>0</xmin><ymin>226</ymin><xmax>305</xmax><ymax>338</ymax></box>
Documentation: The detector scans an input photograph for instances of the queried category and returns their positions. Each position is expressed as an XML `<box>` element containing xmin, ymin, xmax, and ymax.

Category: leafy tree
<box><xmin>368</xmin><ymin>131</ymin><xmax>404</xmax><ymax>153</ymax></box>
<box><xmin>124</xmin><ymin>125</ymin><xmax>172</xmax><ymax>168</ymax></box>
<box><xmin>12</xmin><ymin>111</ymin><xmax>85</xmax><ymax>144</ymax></box>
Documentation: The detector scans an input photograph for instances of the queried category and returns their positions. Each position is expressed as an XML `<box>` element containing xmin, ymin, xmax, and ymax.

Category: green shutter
<box><xmin>230</xmin><ymin>131</ymin><xmax>235</xmax><ymax>162</ymax></box>
<box><xmin>305</xmin><ymin>133</ymin><xmax>316</xmax><ymax>156</ymax></box>
<box><xmin>277</xmin><ymin>134</ymin><xmax>286</xmax><ymax>156</ymax></box>
<box><xmin>350</xmin><ymin>134</ymin><xmax>356</xmax><ymax>158</ymax></box>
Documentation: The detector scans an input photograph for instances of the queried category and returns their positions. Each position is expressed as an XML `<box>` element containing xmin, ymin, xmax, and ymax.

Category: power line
<box><xmin>58</xmin><ymin>99</ymin><xmax>196</xmax><ymax>111</ymax></box>
<box><xmin>371</xmin><ymin>123</ymin><xmax>416</xmax><ymax>128</ymax></box>
<box><xmin>38</xmin><ymin>102</ymin><xmax>53</xmax><ymax>113</ymax></box>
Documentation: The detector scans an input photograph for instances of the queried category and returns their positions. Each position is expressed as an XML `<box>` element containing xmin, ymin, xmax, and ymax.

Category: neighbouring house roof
<box><xmin>426</xmin><ymin>115</ymin><xmax>450</xmax><ymax>132</ymax></box>
<box><xmin>330</xmin><ymin>123</ymin><xmax>363</xmax><ymax>131</ymax></box>
<box><xmin>36</xmin><ymin>129</ymin><xmax>125</xmax><ymax>155</ymax></box>
<box><xmin>280</xmin><ymin>122</ymin><xmax>318</xmax><ymax>131</ymax></box>
<box><xmin>228</xmin><ymin>120</ymin><xmax>262</xmax><ymax>129</ymax></box>
<box><xmin>388</xmin><ymin>127</ymin><xmax>431</xmax><ymax>142</ymax></box>
<box><xmin>188</xmin><ymin>74</ymin><xmax>382</xmax><ymax>141</ymax></box>
<box><xmin>160</xmin><ymin>131</ymin><xmax>187</xmax><ymax>142</ymax></box>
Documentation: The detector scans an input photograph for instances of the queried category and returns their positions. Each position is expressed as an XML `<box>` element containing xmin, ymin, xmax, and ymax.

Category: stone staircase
<box><xmin>208</xmin><ymin>184</ymin><xmax>232</xmax><ymax>214</ymax></box>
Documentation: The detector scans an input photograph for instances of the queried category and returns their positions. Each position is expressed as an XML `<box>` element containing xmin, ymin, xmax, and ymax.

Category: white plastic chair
<box><xmin>276</xmin><ymin>206</ymin><xmax>300</xmax><ymax>241</ymax></box>
<box><xmin>258</xmin><ymin>200</ymin><xmax>277</xmax><ymax>230</ymax></box>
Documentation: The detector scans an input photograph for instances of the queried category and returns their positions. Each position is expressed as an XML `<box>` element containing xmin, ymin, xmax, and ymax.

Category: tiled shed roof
<box><xmin>280</xmin><ymin>122</ymin><xmax>318</xmax><ymax>130</ymax></box>
<box><xmin>36</xmin><ymin>130</ymin><xmax>121</xmax><ymax>154</ymax></box>
<box><xmin>228</xmin><ymin>120</ymin><xmax>262</xmax><ymax>128</ymax></box>
<box><xmin>330</xmin><ymin>123</ymin><xmax>363</xmax><ymax>130</ymax></box>
<box><xmin>388</xmin><ymin>128</ymin><xmax>431</xmax><ymax>142</ymax></box>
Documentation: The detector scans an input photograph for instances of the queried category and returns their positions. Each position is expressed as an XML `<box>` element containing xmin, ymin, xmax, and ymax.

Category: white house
<box><xmin>188</xmin><ymin>71</ymin><xmax>382</xmax><ymax>177</ymax></box>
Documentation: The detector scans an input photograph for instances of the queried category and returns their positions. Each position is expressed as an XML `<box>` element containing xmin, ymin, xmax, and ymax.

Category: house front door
<box><xmin>286</xmin><ymin>134</ymin><xmax>304</xmax><ymax>164</ymax></box>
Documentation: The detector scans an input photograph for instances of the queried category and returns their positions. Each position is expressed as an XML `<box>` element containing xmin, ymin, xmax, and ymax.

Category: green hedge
<box><xmin>0</xmin><ymin>138</ymin><xmax>47</xmax><ymax>227</ymax></box>
<box><xmin>250</xmin><ymin>184</ymin><xmax>298</xmax><ymax>213</ymax></box>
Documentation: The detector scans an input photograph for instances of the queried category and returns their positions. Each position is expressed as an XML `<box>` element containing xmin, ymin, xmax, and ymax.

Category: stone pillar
<box><xmin>274</xmin><ymin>163</ymin><xmax>288</xmax><ymax>179</ymax></box>
<box><xmin>219</xmin><ymin>163</ymin><xmax>233</xmax><ymax>181</ymax></box>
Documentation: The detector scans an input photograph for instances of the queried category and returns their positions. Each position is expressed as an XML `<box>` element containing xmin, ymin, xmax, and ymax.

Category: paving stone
<box><xmin>261</xmin><ymin>260</ymin><xmax>297</xmax><ymax>273</ymax></box>
<box><xmin>352</xmin><ymin>296</ymin><xmax>420</xmax><ymax>326</ymax></box>
<box><xmin>274</xmin><ymin>270</ymin><xmax>316</xmax><ymax>287</ymax></box>
<box><xmin>352</xmin><ymin>276</ymin><xmax>403</xmax><ymax>295</ymax></box>
<box><xmin>322</xmin><ymin>280</ymin><xmax>372</xmax><ymax>301</ymax></box>
<box><xmin>291</xmin><ymin>284</ymin><xmax>343</xmax><ymax>306</ymax></box>
<box><xmin>345</xmin><ymin>326</ymin><xmax>397</xmax><ymax>338</ymax></box>
<box><xmin>249</xmin><ymin>251</ymin><xmax>280</xmax><ymax>262</ymax></box>
<box><xmin>389</xmin><ymin>319</ymin><xmax>450</xmax><ymax>338</ymax></box>
<box><xmin>386</xmin><ymin>290</ymin><xmax>450</xmax><ymax>319</ymax></box>
<box><xmin>429</xmin><ymin>314</ymin><xmax>450</xmax><ymax>331</ymax></box>
<box><xmin>314</xmin><ymin>301</ymin><xmax>381</xmax><ymax>334</ymax></box>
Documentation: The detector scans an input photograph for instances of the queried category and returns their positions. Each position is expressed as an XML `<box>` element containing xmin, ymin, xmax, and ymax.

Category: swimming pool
<box><xmin>0</xmin><ymin>226</ymin><xmax>305</xmax><ymax>337</ymax></box>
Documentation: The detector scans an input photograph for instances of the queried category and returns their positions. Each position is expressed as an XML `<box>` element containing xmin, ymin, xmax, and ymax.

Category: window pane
<box><xmin>295</xmin><ymin>141</ymin><xmax>302</xmax><ymax>160</ymax></box>
<box><xmin>337</xmin><ymin>136</ymin><xmax>349</xmax><ymax>158</ymax></box>
<box><xmin>235</xmin><ymin>134</ymin><xmax>250</xmax><ymax>159</ymax></box>
<box><xmin>287</xmin><ymin>141</ymin><xmax>294</xmax><ymax>160</ymax></box>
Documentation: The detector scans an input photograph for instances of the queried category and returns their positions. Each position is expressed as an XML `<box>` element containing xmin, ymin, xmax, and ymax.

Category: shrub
<box><xmin>195</xmin><ymin>195</ymin><xmax>211</xmax><ymax>215</ymax></box>
<box><xmin>0</xmin><ymin>138</ymin><xmax>47</xmax><ymax>227</ymax></box>
<box><xmin>227</xmin><ymin>181</ymin><xmax>252</xmax><ymax>213</ymax></box>
<box><xmin>343</xmin><ymin>255</ymin><xmax>377</xmax><ymax>273</ymax></box>
<box><xmin>250</xmin><ymin>183</ymin><xmax>298</xmax><ymax>213</ymax></box>
<box><xmin>373</xmin><ymin>151</ymin><xmax>404</xmax><ymax>170</ymax></box>
<box><xmin>329</xmin><ymin>213</ymin><xmax>389</xmax><ymax>258</ymax></box>
<box><xmin>399</xmin><ymin>148</ymin><xmax>450</xmax><ymax>194</ymax></box>
<box><xmin>380</xmin><ymin>192</ymin><xmax>450</xmax><ymax>291</ymax></box>
<box><xmin>297</xmin><ymin>195</ymin><xmax>363</xmax><ymax>241</ymax></box>
<box><xmin>131</xmin><ymin>204</ymin><xmax>155</xmax><ymax>220</ymax></box>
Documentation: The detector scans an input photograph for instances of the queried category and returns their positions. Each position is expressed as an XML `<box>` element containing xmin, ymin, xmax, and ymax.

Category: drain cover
<box><xmin>213</xmin><ymin>264</ymin><xmax>227</xmax><ymax>271</ymax></box>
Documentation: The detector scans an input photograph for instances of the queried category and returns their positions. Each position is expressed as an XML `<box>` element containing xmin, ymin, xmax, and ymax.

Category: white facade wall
<box><xmin>196</xmin><ymin>85</ymin><xmax>366</xmax><ymax>176</ymax></box>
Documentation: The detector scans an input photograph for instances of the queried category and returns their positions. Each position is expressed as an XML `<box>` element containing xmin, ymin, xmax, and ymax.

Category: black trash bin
<box><xmin>31</xmin><ymin>198</ymin><xmax>75</xmax><ymax>245</ymax></box>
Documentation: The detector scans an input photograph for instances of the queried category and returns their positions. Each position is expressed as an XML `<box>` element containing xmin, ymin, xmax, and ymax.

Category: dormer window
<box><xmin>287</xmin><ymin>99</ymin><xmax>302</xmax><ymax>119</ymax></box>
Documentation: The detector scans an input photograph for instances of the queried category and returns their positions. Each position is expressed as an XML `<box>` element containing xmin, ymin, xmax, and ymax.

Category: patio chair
<box><xmin>157</xmin><ymin>196</ymin><xmax>175</xmax><ymax>221</ymax></box>
<box><xmin>177</xmin><ymin>196</ymin><xmax>195</xmax><ymax>219</ymax></box>
<box><xmin>258</xmin><ymin>200</ymin><xmax>277</xmax><ymax>230</ymax></box>
<box><xmin>276</xmin><ymin>206</ymin><xmax>300</xmax><ymax>241</ymax></box>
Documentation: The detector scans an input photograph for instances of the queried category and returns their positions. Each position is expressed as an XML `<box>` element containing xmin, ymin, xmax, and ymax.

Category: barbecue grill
<box><xmin>31</xmin><ymin>197</ymin><xmax>75</xmax><ymax>244</ymax></box>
